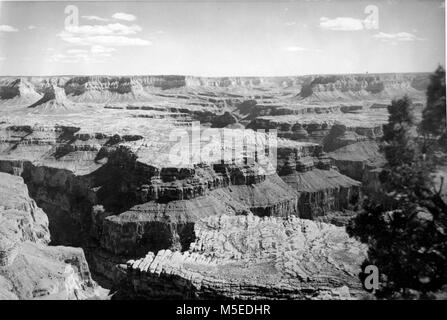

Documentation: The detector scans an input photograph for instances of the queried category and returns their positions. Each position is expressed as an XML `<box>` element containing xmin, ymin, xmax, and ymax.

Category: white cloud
<box><xmin>82</xmin><ymin>15</ymin><xmax>109</xmax><ymax>22</ymax></box>
<box><xmin>284</xmin><ymin>22</ymin><xmax>296</xmax><ymax>26</ymax></box>
<box><xmin>91</xmin><ymin>45</ymin><xmax>116</xmax><ymax>54</ymax></box>
<box><xmin>58</xmin><ymin>31</ymin><xmax>151</xmax><ymax>47</ymax></box>
<box><xmin>0</xmin><ymin>56</ymin><xmax>5</xmax><ymax>61</ymax></box>
<box><xmin>58</xmin><ymin>20</ymin><xmax>150</xmax><ymax>48</ymax></box>
<box><xmin>373</xmin><ymin>32</ymin><xmax>424</xmax><ymax>42</ymax></box>
<box><xmin>319</xmin><ymin>16</ymin><xmax>364</xmax><ymax>31</ymax></box>
<box><xmin>282</xmin><ymin>46</ymin><xmax>321</xmax><ymax>53</ymax></box>
<box><xmin>283</xmin><ymin>46</ymin><xmax>311</xmax><ymax>52</ymax></box>
<box><xmin>28</xmin><ymin>25</ymin><xmax>37</xmax><ymax>30</ymax></box>
<box><xmin>49</xmin><ymin>49</ymin><xmax>110</xmax><ymax>64</ymax></box>
<box><xmin>112</xmin><ymin>12</ymin><xmax>137</xmax><ymax>21</ymax></box>
<box><xmin>67</xmin><ymin>48</ymin><xmax>89</xmax><ymax>54</ymax></box>
<box><xmin>48</xmin><ymin>53</ymin><xmax>76</xmax><ymax>63</ymax></box>
<box><xmin>49</xmin><ymin>53</ymin><xmax>67</xmax><ymax>61</ymax></box>
<box><xmin>64</xmin><ymin>23</ymin><xmax>142</xmax><ymax>36</ymax></box>
<box><xmin>0</xmin><ymin>25</ymin><xmax>18</xmax><ymax>32</ymax></box>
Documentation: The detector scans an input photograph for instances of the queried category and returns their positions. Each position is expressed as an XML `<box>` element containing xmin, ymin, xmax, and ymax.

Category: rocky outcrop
<box><xmin>248</xmin><ymin>112</ymin><xmax>385</xmax><ymax>144</ymax></box>
<box><xmin>0</xmin><ymin>172</ymin><xmax>106</xmax><ymax>300</ymax></box>
<box><xmin>327</xmin><ymin>140</ymin><xmax>385</xmax><ymax>182</ymax></box>
<box><xmin>281</xmin><ymin>169</ymin><xmax>361</xmax><ymax>219</ymax></box>
<box><xmin>297</xmin><ymin>73</ymin><xmax>428</xmax><ymax>102</ymax></box>
<box><xmin>0</xmin><ymin>78</ymin><xmax>42</xmax><ymax>106</ymax></box>
<box><xmin>100</xmin><ymin>195</ymin><xmax>235</xmax><ymax>256</ymax></box>
<box><xmin>0</xmin><ymin>161</ymin><xmax>98</xmax><ymax>246</ymax></box>
<box><xmin>0</xmin><ymin>172</ymin><xmax>50</xmax><ymax>253</ymax></box>
<box><xmin>275</xmin><ymin>143</ymin><xmax>361</xmax><ymax>221</ymax></box>
<box><xmin>117</xmin><ymin>214</ymin><xmax>368</xmax><ymax>299</ymax></box>
<box><xmin>0</xmin><ymin>243</ymin><xmax>106</xmax><ymax>300</ymax></box>
<box><xmin>100</xmin><ymin>171</ymin><xmax>299</xmax><ymax>257</ymax></box>
<box><xmin>322</xmin><ymin>124</ymin><xmax>368</xmax><ymax>152</ymax></box>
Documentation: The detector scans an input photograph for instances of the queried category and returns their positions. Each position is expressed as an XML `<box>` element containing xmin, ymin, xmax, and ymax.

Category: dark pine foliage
<box><xmin>421</xmin><ymin>66</ymin><xmax>446</xmax><ymax>138</ymax></box>
<box><xmin>347</xmin><ymin>73</ymin><xmax>447</xmax><ymax>298</ymax></box>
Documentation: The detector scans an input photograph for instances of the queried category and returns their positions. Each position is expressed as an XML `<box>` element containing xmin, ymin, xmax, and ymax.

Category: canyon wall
<box><xmin>0</xmin><ymin>73</ymin><xmax>428</xmax><ymax>107</ymax></box>
<box><xmin>0</xmin><ymin>172</ymin><xmax>106</xmax><ymax>300</ymax></box>
<box><xmin>0</xmin><ymin>72</ymin><xmax>412</xmax><ymax>299</ymax></box>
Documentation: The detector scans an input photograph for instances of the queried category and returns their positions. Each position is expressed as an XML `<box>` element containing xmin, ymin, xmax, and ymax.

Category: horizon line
<box><xmin>0</xmin><ymin>70</ymin><xmax>435</xmax><ymax>78</ymax></box>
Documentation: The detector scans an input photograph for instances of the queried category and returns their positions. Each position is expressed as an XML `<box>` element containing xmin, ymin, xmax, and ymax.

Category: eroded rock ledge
<box><xmin>117</xmin><ymin>214</ymin><xmax>368</xmax><ymax>300</ymax></box>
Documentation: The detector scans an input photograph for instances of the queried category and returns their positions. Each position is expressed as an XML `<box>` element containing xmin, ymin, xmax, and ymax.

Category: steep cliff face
<box><xmin>0</xmin><ymin>172</ymin><xmax>106</xmax><ymax>300</ymax></box>
<box><xmin>27</xmin><ymin>81</ymin><xmax>77</xmax><ymax>113</ymax></box>
<box><xmin>0</xmin><ymin>172</ymin><xmax>50</xmax><ymax>257</ymax></box>
<box><xmin>0</xmin><ymin>73</ymin><xmax>428</xmax><ymax>108</ymax></box>
<box><xmin>323</xmin><ymin>124</ymin><xmax>369</xmax><ymax>152</ymax></box>
<box><xmin>65</xmin><ymin>76</ymin><xmax>188</xmax><ymax>97</ymax></box>
<box><xmin>0</xmin><ymin>161</ymin><xmax>98</xmax><ymax>246</ymax></box>
<box><xmin>99</xmin><ymin>165</ymin><xmax>299</xmax><ymax>258</ymax></box>
<box><xmin>327</xmin><ymin>140</ymin><xmax>385</xmax><ymax>182</ymax></box>
<box><xmin>117</xmin><ymin>214</ymin><xmax>368</xmax><ymax>300</ymax></box>
<box><xmin>64</xmin><ymin>76</ymin><xmax>180</xmax><ymax>103</ymax></box>
<box><xmin>247</xmin><ymin>109</ymin><xmax>386</xmax><ymax>144</ymax></box>
<box><xmin>281</xmin><ymin>169</ymin><xmax>361</xmax><ymax>219</ymax></box>
<box><xmin>298</xmin><ymin>73</ymin><xmax>428</xmax><ymax>102</ymax></box>
<box><xmin>0</xmin><ymin>78</ymin><xmax>42</xmax><ymax>106</ymax></box>
<box><xmin>276</xmin><ymin>143</ymin><xmax>362</xmax><ymax>221</ymax></box>
<box><xmin>319</xmin><ymin>119</ymin><xmax>386</xmax><ymax>194</ymax></box>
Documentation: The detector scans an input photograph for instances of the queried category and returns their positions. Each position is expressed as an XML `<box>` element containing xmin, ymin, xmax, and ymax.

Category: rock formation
<box><xmin>117</xmin><ymin>214</ymin><xmax>369</xmax><ymax>299</ymax></box>
<box><xmin>0</xmin><ymin>72</ymin><xmax>429</xmax><ymax>300</ymax></box>
<box><xmin>0</xmin><ymin>172</ymin><xmax>107</xmax><ymax>300</ymax></box>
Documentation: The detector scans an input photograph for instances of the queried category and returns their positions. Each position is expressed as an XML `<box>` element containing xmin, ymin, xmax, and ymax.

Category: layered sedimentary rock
<box><xmin>327</xmin><ymin>141</ymin><xmax>385</xmax><ymax>182</ymax></box>
<box><xmin>100</xmin><ymin>166</ymin><xmax>299</xmax><ymax>257</ymax></box>
<box><xmin>0</xmin><ymin>72</ymin><xmax>418</xmax><ymax>299</ymax></box>
<box><xmin>247</xmin><ymin>109</ymin><xmax>386</xmax><ymax>143</ymax></box>
<box><xmin>0</xmin><ymin>111</ymin><xmax>277</xmax><ymax>244</ymax></box>
<box><xmin>118</xmin><ymin>214</ymin><xmax>368</xmax><ymax>299</ymax></box>
<box><xmin>0</xmin><ymin>78</ymin><xmax>42</xmax><ymax>106</ymax></box>
<box><xmin>0</xmin><ymin>172</ymin><xmax>105</xmax><ymax>300</ymax></box>
<box><xmin>281</xmin><ymin>169</ymin><xmax>361</xmax><ymax>219</ymax></box>
<box><xmin>297</xmin><ymin>73</ymin><xmax>428</xmax><ymax>102</ymax></box>
<box><xmin>0</xmin><ymin>73</ymin><xmax>428</xmax><ymax>112</ymax></box>
<box><xmin>322</xmin><ymin>124</ymin><xmax>369</xmax><ymax>152</ymax></box>
<box><xmin>320</xmin><ymin>122</ymin><xmax>385</xmax><ymax>189</ymax></box>
<box><xmin>276</xmin><ymin>142</ymin><xmax>361</xmax><ymax>221</ymax></box>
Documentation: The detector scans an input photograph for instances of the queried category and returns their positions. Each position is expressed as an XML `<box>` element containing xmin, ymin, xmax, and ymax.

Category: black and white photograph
<box><xmin>0</xmin><ymin>0</ymin><xmax>446</xmax><ymax>309</ymax></box>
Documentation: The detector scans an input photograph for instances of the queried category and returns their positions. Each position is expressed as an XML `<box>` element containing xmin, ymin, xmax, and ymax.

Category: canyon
<box><xmin>0</xmin><ymin>73</ymin><xmax>429</xmax><ymax>299</ymax></box>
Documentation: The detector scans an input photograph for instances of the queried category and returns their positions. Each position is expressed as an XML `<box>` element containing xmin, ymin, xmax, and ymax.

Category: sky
<box><xmin>0</xmin><ymin>0</ymin><xmax>445</xmax><ymax>76</ymax></box>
